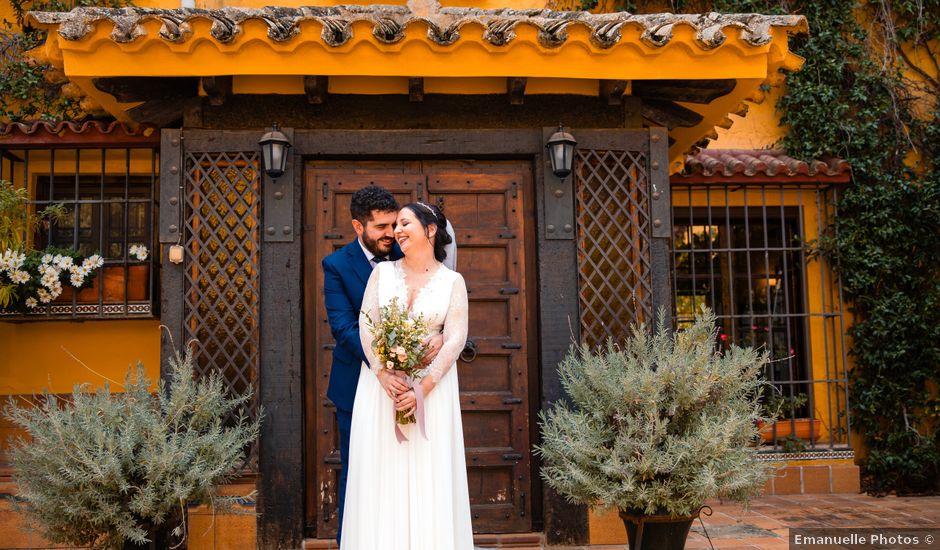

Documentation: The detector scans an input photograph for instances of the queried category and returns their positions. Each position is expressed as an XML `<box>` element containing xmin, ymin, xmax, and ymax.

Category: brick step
<box><xmin>303</xmin><ymin>532</ymin><xmax>543</xmax><ymax>549</ymax></box>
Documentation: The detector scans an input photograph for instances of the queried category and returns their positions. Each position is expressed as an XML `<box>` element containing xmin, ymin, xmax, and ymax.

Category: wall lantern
<box><xmin>259</xmin><ymin>123</ymin><xmax>292</xmax><ymax>179</ymax></box>
<box><xmin>545</xmin><ymin>124</ymin><xmax>577</xmax><ymax>179</ymax></box>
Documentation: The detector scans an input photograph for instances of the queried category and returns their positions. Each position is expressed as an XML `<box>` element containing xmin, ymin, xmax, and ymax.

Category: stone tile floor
<box><xmin>544</xmin><ymin>493</ymin><xmax>940</xmax><ymax>550</ymax></box>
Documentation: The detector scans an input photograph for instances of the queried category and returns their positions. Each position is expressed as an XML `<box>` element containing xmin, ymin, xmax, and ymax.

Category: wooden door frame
<box><xmin>162</xmin><ymin>127</ymin><xmax>667</xmax><ymax>548</ymax></box>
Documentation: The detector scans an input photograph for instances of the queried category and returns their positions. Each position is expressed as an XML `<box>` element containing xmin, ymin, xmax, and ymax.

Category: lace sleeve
<box><xmin>359</xmin><ymin>266</ymin><xmax>382</xmax><ymax>372</ymax></box>
<box><xmin>427</xmin><ymin>273</ymin><xmax>469</xmax><ymax>383</ymax></box>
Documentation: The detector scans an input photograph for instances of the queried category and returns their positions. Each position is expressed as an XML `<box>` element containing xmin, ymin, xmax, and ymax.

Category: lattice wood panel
<box><xmin>576</xmin><ymin>149</ymin><xmax>653</xmax><ymax>348</ymax></box>
<box><xmin>183</xmin><ymin>152</ymin><xmax>261</xmax><ymax>468</ymax></box>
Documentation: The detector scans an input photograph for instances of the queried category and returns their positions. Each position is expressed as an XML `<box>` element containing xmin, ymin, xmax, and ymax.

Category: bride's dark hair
<box><xmin>403</xmin><ymin>202</ymin><xmax>452</xmax><ymax>263</ymax></box>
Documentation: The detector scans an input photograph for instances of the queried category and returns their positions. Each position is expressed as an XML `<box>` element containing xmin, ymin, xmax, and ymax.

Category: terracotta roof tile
<box><xmin>28</xmin><ymin>7</ymin><xmax>806</xmax><ymax>49</ymax></box>
<box><xmin>681</xmin><ymin>149</ymin><xmax>851</xmax><ymax>181</ymax></box>
<box><xmin>0</xmin><ymin>121</ymin><xmax>159</xmax><ymax>147</ymax></box>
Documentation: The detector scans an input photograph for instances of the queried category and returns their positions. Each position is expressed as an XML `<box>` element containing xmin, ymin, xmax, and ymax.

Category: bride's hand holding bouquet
<box><xmin>364</xmin><ymin>297</ymin><xmax>430</xmax><ymax>426</ymax></box>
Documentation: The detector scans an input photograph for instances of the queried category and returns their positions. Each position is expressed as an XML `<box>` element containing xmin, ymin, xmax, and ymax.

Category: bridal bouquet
<box><xmin>363</xmin><ymin>297</ymin><xmax>429</xmax><ymax>425</ymax></box>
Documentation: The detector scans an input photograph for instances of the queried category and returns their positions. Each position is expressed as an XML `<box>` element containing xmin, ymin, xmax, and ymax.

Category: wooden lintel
<box><xmin>632</xmin><ymin>79</ymin><xmax>737</xmax><ymax>104</ymax></box>
<box><xmin>640</xmin><ymin>99</ymin><xmax>704</xmax><ymax>130</ymax></box>
<box><xmin>201</xmin><ymin>76</ymin><xmax>232</xmax><ymax>107</ymax></box>
<box><xmin>304</xmin><ymin>75</ymin><xmax>329</xmax><ymax>104</ymax></box>
<box><xmin>599</xmin><ymin>79</ymin><xmax>629</xmax><ymax>105</ymax></box>
<box><xmin>507</xmin><ymin>77</ymin><xmax>527</xmax><ymax>105</ymax></box>
<box><xmin>409</xmin><ymin>77</ymin><xmax>424</xmax><ymax>102</ymax></box>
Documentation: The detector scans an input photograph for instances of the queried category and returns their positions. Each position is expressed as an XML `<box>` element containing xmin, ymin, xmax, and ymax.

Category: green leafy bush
<box><xmin>3</xmin><ymin>346</ymin><xmax>262</xmax><ymax>549</ymax></box>
<box><xmin>536</xmin><ymin>309</ymin><xmax>773</xmax><ymax>517</ymax></box>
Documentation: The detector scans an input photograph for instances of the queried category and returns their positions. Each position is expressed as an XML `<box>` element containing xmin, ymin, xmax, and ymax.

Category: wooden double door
<box><xmin>303</xmin><ymin>159</ymin><xmax>537</xmax><ymax>538</ymax></box>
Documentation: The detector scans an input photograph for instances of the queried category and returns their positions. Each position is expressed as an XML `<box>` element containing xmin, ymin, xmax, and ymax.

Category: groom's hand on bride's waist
<box><xmin>421</xmin><ymin>333</ymin><xmax>444</xmax><ymax>367</ymax></box>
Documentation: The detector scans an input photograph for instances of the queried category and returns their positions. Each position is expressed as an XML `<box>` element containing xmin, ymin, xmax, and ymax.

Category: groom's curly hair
<box><xmin>350</xmin><ymin>186</ymin><xmax>399</xmax><ymax>225</ymax></box>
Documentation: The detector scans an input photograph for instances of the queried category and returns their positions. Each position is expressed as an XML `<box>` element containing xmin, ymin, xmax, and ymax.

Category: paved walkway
<box><xmin>551</xmin><ymin>494</ymin><xmax>940</xmax><ymax>550</ymax></box>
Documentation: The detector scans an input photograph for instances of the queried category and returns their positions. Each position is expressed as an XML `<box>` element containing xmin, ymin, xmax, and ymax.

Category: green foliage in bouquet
<box><xmin>2</xmin><ymin>346</ymin><xmax>262</xmax><ymax>549</ymax></box>
<box><xmin>364</xmin><ymin>297</ymin><xmax>430</xmax><ymax>424</ymax></box>
<box><xmin>536</xmin><ymin>308</ymin><xmax>773</xmax><ymax>517</ymax></box>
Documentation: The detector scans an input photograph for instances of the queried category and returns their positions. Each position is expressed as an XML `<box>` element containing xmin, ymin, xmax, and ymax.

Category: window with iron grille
<box><xmin>673</xmin><ymin>208</ymin><xmax>809</xmax><ymax>411</ymax></box>
<box><xmin>671</xmin><ymin>183</ymin><xmax>851</xmax><ymax>454</ymax></box>
<box><xmin>1</xmin><ymin>146</ymin><xmax>159</xmax><ymax>318</ymax></box>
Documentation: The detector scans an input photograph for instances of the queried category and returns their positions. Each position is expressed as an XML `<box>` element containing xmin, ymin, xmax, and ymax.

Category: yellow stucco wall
<box><xmin>0</xmin><ymin>149</ymin><xmax>160</xmax><ymax>398</ymax></box>
<box><xmin>0</xmin><ymin>320</ymin><xmax>161</xmax><ymax>395</ymax></box>
<box><xmin>712</xmin><ymin>85</ymin><xmax>787</xmax><ymax>149</ymax></box>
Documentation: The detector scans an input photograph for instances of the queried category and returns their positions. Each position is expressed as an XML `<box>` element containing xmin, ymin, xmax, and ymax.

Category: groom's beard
<box><xmin>363</xmin><ymin>233</ymin><xmax>395</xmax><ymax>257</ymax></box>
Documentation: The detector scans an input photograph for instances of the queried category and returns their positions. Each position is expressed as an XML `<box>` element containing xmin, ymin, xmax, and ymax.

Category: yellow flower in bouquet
<box><xmin>364</xmin><ymin>297</ymin><xmax>430</xmax><ymax>425</ymax></box>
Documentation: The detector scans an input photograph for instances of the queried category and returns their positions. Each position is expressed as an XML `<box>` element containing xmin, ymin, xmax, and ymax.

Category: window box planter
<box><xmin>758</xmin><ymin>418</ymin><xmax>822</xmax><ymax>443</ymax></box>
<box><xmin>54</xmin><ymin>264</ymin><xmax>149</xmax><ymax>303</ymax></box>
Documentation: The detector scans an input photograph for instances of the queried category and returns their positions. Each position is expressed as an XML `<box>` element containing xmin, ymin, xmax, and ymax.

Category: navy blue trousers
<box><xmin>335</xmin><ymin>407</ymin><xmax>353</xmax><ymax>547</ymax></box>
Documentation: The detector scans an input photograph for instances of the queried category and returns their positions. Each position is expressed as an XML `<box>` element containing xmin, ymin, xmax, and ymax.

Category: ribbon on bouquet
<box><xmin>394</xmin><ymin>382</ymin><xmax>428</xmax><ymax>443</ymax></box>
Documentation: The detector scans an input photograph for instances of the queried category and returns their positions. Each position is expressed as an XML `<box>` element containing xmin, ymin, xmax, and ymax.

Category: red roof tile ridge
<box><xmin>0</xmin><ymin>120</ymin><xmax>157</xmax><ymax>137</ymax></box>
<box><xmin>682</xmin><ymin>148</ymin><xmax>851</xmax><ymax>180</ymax></box>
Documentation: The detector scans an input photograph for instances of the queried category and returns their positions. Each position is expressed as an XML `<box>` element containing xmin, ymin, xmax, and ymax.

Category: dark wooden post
<box><xmin>537</xmin><ymin>127</ymin><xmax>589</xmax><ymax>545</ymax></box>
<box><xmin>648</xmin><ymin>126</ymin><xmax>673</xmax><ymax>322</ymax></box>
<box><xmin>257</xmin><ymin>127</ymin><xmax>304</xmax><ymax>549</ymax></box>
<box><xmin>159</xmin><ymin>128</ymin><xmax>183</xmax><ymax>384</ymax></box>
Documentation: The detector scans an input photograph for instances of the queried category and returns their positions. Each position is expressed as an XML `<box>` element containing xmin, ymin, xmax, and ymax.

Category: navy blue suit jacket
<box><xmin>322</xmin><ymin>239</ymin><xmax>402</xmax><ymax>413</ymax></box>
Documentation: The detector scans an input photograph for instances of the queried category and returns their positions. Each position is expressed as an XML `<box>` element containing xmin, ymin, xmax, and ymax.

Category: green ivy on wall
<box><xmin>730</xmin><ymin>0</ymin><xmax>939</xmax><ymax>496</ymax></box>
<box><xmin>1</xmin><ymin>0</ymin><xmax>129</xmax><ymax>122</ymax></box>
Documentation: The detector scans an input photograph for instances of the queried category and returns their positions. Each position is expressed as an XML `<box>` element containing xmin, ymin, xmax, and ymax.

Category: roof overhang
<box><xmin>28</xmin><ymin>6</ymin><xmax>807</xmax><ymax>171</ymax></box>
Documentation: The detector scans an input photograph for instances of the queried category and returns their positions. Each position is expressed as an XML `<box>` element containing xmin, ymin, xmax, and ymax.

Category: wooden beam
<box><xmin>125</xmin><ymin>99</ymin><xmax>186</xmax><ymax>127</ymax></box>
<box><xmin>303</xmin><ymin>75</ymin><xmax>328</xmax><ymax>104</ymax></box>
<box><xmin>640</xmin><ymin>99</ymin><xmax>703</xmax><ymax>130</ymax></box>
<box><xmin>409</xmin><ymin>77</ymin><xmax>424</xmax><ymax>102</ymax></box>
<box><xmin>632</xmin><ymin>79</ymin><xmax>736</xmax><ymax>104</ymax></box>
<box><xmin>201</xmin><ymin>76</ymin><xmax>232</xmax><ymax>107</ymax></box>
<box><xmin>507</xmin><ymin>77</ymin><xmax>527</xmax><ymax>105</ymax></box>
<box><xmin>93</xmin><ymin>76</ymin><xmax>198</xmax><ymax>102</ymax></box>
<box><xmin>599</xmin><ymin>79</ymin><xmax>628</xmax><ymax>105</ymax></box>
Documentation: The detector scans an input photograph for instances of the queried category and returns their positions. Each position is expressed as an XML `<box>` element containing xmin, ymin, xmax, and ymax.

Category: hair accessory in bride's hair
<box><xmin>415</xmin><ymin>201</ymin><xmax>436</xmax><ymax>216</ymax></box>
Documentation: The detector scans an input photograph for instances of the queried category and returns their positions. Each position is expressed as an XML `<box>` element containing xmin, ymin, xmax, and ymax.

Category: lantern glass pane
<box><xmin>271</xmin><ymin>143</ymin><xmax>285</xmax><ymax>173</ymax></box>
<box><xmin>262</xmin><ymin>145</ymin><xmax>274</xmax><ymax>174</ymax></box>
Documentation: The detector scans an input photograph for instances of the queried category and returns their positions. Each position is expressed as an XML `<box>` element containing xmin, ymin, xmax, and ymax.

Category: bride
<box><xmin>341</xmin><ymin>202</ymin><xmax>474</xmax><ymax>550</ymax></box>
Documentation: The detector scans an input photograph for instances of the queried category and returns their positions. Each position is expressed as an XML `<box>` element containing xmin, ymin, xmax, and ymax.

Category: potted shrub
<box><xmin>536</xmin><ymin>308</ymin><xmax>773</xmax><ymax>550</ymax></box>
<box><xmin>3</xmin><ymin>345</ymin><xmax>261</xmax><ymax>549</ymax></box>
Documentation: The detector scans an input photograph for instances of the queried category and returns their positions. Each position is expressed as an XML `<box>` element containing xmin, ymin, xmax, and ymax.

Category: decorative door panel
<box><xmin>307</xmin><ymin>163</ymin><xmax>421</xmax><ymax>538</ymax></box>
<box><xmin>426</xmin><ymin>161</ymin><xmax>532</xmax><ymax>533</ymax></box>
<box><xmin>183</xmin><ymin>150</ymin><xmax>262</xmax><ymax>468</ymax></box>
<box><xmin>573</xmin><ymin>129</ymin><xmax>671</xmax><ymax>348</ymax></box>
<box><xmin>305</xmin><ymin>160</ymin><xmax>534</xmax><ymax>538</ymax></box>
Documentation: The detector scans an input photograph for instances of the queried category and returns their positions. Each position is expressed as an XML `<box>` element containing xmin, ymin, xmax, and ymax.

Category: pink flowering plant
<box><xmin>363</xmin><ymin>297</ymin><xmax>430</xmax><ymax>425</ymax></box>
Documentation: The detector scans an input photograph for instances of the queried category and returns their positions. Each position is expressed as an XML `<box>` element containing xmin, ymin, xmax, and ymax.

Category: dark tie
<box><xmin>371</xmin><ymin>256</ymin><xmax>388</xmax><ymax>264</ymax></box>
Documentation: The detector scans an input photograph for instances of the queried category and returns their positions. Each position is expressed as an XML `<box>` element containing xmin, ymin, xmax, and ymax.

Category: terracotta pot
<box><xmin>620</xmin><ymin>510</ymin><xmax>695</xmax><ymax>550</ymax></box>
<box><xmin>103</xmin><ymin>265</ymin><xmax>150</xmax><ymax>302</ymax></box>
<box><xmin>758</xmin><ymin>418</ymin><xmax>822</xmax><ymax>443</ymax></box>
<box><xmin>53</xmin><ymin>275</ymin><xmax>100</xmax><ymax>303</ymax></box>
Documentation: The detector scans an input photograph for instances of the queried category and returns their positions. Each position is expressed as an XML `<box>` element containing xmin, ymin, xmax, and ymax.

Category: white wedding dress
<box><xmin>341</xmin><ymin>260</ymin><xmax>474</xmax><ymax>550</ymax></box>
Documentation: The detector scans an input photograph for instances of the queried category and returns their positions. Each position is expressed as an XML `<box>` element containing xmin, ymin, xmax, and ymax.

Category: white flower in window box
<box><xmin>129</xmin><ymin>245</ymin><xmax>149</xmax><ymax>262</ymax></box>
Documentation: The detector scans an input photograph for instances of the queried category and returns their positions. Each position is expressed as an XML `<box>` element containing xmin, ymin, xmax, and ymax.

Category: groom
<box><xmin>322</xmin><ymin>186</ymin><xmax>442</xmax><ymax>545</ymax></box>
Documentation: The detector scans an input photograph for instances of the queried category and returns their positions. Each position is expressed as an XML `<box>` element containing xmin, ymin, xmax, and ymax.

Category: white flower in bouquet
<box><xmin>11</xmin><ymin>270</ymin><xmax>30</xmax><ymax>284</ymax></box>
<box><xmin>58</xmin><ymin>256</ymin><xmax>74</xmax><ymax>269</ymax></box>
<box><xmin>70</xmin><ymin>273</ymin><xmax>84</xmax><ymax>287</ymax></box>
<box><xmin>129</xmin><ymin>245</ymin><xmax>149</xmax><ymax>261</ymax></box>
<box><xmin>52</xmin><ymin>254</ymin><xmax>64</xmax><ymax>266</ymax></box>
<box><xmin>25</xmin><ymin>297</ymin><xmax>37</xmax><ymax>309</ymax></box>
<box><xmin>41</xmin><ymin>254</ymin><xmax>53</xmax><ymax>265</ymax></box>
<box><xmin>37</xmin><ymin>289</ymin><xmax>52</xmax><ymax>303</ymax></box>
